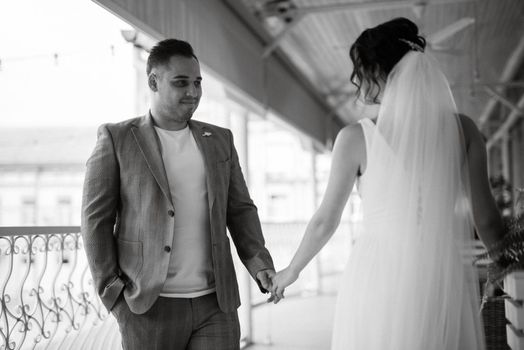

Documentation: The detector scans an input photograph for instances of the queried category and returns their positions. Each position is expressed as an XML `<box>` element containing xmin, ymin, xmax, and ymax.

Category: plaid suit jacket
<box><xmin>81</xmin><ymin>114</ymin><xmax>274</xmax><ymax>314</ymax></box>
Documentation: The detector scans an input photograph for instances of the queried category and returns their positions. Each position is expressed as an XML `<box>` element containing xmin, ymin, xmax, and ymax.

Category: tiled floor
<box><xmin>247</xmin><ymin>294</ymin><xmax>337</xmax><ymax>350</ymax></box>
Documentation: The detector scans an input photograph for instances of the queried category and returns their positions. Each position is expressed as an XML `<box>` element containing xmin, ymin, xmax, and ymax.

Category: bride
<box><xmin>270</xmin><ymin>17</ymin><xmax>505</xmax><ymax>349</ymax></box>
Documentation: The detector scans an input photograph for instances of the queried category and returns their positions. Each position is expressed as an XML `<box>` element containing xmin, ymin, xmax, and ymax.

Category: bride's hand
<box><xmin>269</xmin><ymin>267</ymin><xmax>299</xmax><ymax>304</ymax></box>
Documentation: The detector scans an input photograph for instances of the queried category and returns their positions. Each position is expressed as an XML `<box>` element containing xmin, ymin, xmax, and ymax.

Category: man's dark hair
<box><xmin>146</xmin><ymin>39</ymin><xmax>198</xmax><ymax>76</ymax></box>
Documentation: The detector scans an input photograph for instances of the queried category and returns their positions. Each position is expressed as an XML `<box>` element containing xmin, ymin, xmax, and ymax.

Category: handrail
<box><xmin>0</xmin><ymin>226</ymin><xmax>81</xmax><ymax>236</ymax></box>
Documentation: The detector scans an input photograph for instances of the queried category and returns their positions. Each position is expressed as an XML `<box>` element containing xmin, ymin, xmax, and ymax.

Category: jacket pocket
<box><xmin>116</xmin><ymin>238</ymin><xmax>143</xmax><ymax>281</ymax></box>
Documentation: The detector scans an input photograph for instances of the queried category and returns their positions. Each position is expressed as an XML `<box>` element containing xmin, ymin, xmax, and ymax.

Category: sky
<box><xmin>0</xmin><ymin>0</ymin><xmax>234</xmax><ymax>130</ymax></box>
<box><xmin>0</xmin><ymin>0</ymin><xmax>137</xmax><ymax>127</ymax></box>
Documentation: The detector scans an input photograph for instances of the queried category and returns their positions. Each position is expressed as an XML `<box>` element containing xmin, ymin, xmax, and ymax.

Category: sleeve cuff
<box><xmin>244</xmin><ymin>251</ymin><xmax>275</xmax><ymax>293</ymax></box>
<box><xmin>100</xmin><ymin>276</ymin><xmax>126</xmax><ymax>312</ymax></box>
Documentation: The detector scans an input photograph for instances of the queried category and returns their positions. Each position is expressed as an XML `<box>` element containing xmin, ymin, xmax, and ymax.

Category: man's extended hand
<box><xmin>257</xmin><ymin>269</ymin><xmax>284</xmax><ymax>303</ymax></box>
<box><xmin>256</xmin><ymin>269</ymin><xmax>275</xmax><ymax>293</ymax></box>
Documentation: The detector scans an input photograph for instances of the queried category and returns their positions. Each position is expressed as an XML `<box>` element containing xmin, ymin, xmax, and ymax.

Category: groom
<box><xmin>81</xmin><ymin>38</ymin><xmax>275</xmax><ymax>349</ymax></box>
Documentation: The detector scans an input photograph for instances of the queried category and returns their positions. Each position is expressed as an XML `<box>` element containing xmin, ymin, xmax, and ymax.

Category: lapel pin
<box><xmin>202</xmin><ymin>131</ymin><xmax>212</xmax><ymax>137</ymax></box>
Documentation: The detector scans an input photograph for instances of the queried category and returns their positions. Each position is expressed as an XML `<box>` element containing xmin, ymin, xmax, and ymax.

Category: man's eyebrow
<box><xmin>172</xmin><ymin>75</ymin><xmax>202</xmax><ymax>80</ymax></box>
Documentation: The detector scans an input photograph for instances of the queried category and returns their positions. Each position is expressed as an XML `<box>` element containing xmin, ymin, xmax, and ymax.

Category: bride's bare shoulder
<box><xmin>457</xmin><ymin>113</ymin><xmax>485</xmax><ymax>150</ymax></box>
<box><xmin>457</xmin><ymin>113</ymin><xmax>476</xmax><ymax>131</ymax></box>
<box><xmin>335</xmin><ymin>122</ymin><xmax>365</xmax><ymax>144</ymax></box>
<box><xmin>332</xmin><ymin>122</ymin><xmax>366</xmax><ymax>163</ymax></box>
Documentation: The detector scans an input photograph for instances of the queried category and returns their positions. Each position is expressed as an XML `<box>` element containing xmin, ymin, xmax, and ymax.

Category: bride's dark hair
<box><xmin>349</xmin><ymin>17</ymin><xmax>426</xmax><ymax>103</ymax></box>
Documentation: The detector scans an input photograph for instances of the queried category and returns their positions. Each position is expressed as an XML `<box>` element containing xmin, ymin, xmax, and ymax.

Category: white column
<box><xmin>502</xmin><ymin>132</ymin><xmax>511</xmax><ymax>184</ymax></box>
<box><xmin>229</xmin><ymin>108</ymin><xmax>253</xmax><ymax>345</ymax></box>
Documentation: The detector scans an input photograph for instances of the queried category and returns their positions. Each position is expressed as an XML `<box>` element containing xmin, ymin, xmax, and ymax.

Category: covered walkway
<box><xmin>1</xmin><ymin>1</ymin><xmax>523</xmax><ymax>349</ymax></box>
<box><xmin>249</xmin><ymin>294</ymin><xmax>336</xmax><ymax>350</ymax></box>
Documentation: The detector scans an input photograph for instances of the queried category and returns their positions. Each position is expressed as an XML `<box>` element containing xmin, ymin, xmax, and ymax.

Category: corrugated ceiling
<box><xmin>227</xmin><ymin>0</ymin><xmax>524</xmax><ymax>136</ymax></box>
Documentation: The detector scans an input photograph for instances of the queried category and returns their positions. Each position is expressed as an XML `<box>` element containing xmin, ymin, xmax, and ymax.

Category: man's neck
<box><xmin>150</xmin><ymin>109</ymin><xmax>188</xmax><ymax>131</ymax></box>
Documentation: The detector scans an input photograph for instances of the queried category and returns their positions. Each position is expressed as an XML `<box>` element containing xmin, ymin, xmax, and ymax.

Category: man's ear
<box><xmin>148</xmin><ymin>73</ymin><xmax>158</xmax><ymax>92</ymax></box>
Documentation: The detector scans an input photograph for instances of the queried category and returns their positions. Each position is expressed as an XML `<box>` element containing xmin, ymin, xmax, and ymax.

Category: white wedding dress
<box><xmin>331</xmin><ymin>52</ymin><xmax>486</xmax><ymax>350</ymax></box>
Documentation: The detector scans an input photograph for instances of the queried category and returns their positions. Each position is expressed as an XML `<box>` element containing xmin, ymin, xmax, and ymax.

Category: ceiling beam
<box><xmin>295</xmin><ymin>0</ymin><xmax>475</xmax><ymax>15</ymax></box>
<box><xmin>451</xmin><ymin>81</ymin><xmax>524</xmax><ymax>90</ymax></box>
<box><xmin>262</xmin><ymin>0</ymin><xmax>475</xmax><ymax>57</ymax></box>
<box><xmin>476</xmin><ymin>81</ymin><xmax>524</xmax><ymax>88</ymax></box>
<box><xmin>486</xmin><ymin>93</ymin><xmax>524</xmax><ymax>149</ymax></box>
<box><xmin>426</xmin><ymin>17</ymin><xmax>475</xmax><ymax>46</ymax></box>
<box><xmin>479</xmin><ymin>35</ymin><xmax>524</xmax><ymax>128</ymax></box>
<box><xmin>95</xmin><ymin>0</ymin><xmax>345</xmax><ymax>145</ymax></box>
<box><xmin>224</xmin><ymin>0</ymin><xmax>348</xmax><ymax>129</ymax></box>
<box><xmin>484</xmin><ymin>87</ymin><xmax>524</xmax><ymax>115</ymax></box>
<box><xmin>262</xmin><ymin>12</ymin><xmax>306</xmax><ymax>58</ymax></box>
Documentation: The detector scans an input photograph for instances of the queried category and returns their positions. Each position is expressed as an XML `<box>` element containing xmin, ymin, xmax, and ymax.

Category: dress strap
<box><xmin>359</xmin><ymin>118</ymin><xmax>374</xmax><ymax>160</ymax></box>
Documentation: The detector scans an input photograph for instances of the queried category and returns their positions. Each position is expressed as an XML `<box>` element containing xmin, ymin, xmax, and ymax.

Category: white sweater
<box><xmin>154</xmin><ymin>125</ymin><xmax>215</xmax><ymax>298</ymax></box>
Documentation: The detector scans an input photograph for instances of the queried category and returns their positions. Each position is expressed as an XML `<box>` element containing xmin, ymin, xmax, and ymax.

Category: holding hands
<box><xmin>256</xmin><ymin>269</ymin><xmax>275</xmax><ymax>292</ymax></box>
<box><xmin>256</xmin><ymin>269</ymin><xmax>282</xmax><ymax>303</ymax></box>
<box><xmin>268</xmin><ymin>267</ymin><xmax>299</xmax><ymax>304</ymax></box>
<box><xmin>257</xmin><ymin>267</ymin><xmax>299</xmax><ymax>304</ymax></box>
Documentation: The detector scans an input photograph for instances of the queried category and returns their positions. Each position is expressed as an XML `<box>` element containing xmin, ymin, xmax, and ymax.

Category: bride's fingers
<box><xmin>266</xmin><ymin>294</ymin><xmax>275</xmax><ymax>303</ymax></box>
<box><xmin>271</xmin><ymin>282</ymin><xmax>278</xmax><ymax>296</ymax></box>
<box><xmin>275</xmin><ymin>286</ymin><xmax>285</xmax><ymax>301</ymax></box>
<box><xmin>272</xmin><ymin>293</ymin><xmax>281</xmax><ymax>304</ymax></box>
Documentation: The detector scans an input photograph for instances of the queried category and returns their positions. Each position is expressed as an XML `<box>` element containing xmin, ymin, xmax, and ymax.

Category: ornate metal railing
<box><xmin>0</xmin><ymin>223</ymin><xmax>357</xmax><ymax>349</ymax></box>
<box><xmin>0</xmin><ymin>227</ymin><xmax>120</xmax><ymax>350</ymax></box>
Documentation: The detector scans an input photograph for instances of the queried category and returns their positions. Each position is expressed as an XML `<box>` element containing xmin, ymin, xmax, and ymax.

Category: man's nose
<box><xmin>186</xmin><ymin>84</ymin><xmax>198</xmax><ymax>97</ymax></box>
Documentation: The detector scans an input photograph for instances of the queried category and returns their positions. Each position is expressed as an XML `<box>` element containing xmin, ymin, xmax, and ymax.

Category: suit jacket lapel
<box><xmin>189</xmin><ymin>120</ymin><xmax>217</xmax><ymax>209</ymax></box>
<box><xmin>131</xmin><ymin>115</ymin><xmax>173</xmax><ymax>206</ymax></box>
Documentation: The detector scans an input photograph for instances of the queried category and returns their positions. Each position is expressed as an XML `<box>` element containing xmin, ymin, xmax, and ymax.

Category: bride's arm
<box><xmin>460</xmin><ymin>115</ymin><xmax>505</xmax><ymax>249</ymax></box>
<box><xmin>271</xmin><ymin>124</ymin><xmax>364</xmax><ymax>299</ymax></box>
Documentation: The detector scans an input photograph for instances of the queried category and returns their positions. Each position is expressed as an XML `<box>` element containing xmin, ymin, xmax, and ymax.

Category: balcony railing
<box><xmin>0</xmin><ymin>226</ymin><xmax>119</xmax><ymax>350</ymax></box>
<box><xmin>0</xmin><ymin>223</ymin><xmax>356</xmax><ymax>350</ymax></box>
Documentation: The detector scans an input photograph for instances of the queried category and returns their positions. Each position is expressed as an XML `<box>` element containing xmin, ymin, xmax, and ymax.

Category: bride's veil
<box><xmin>361</xmin><ymin>51</ymin><xmax>484</xmax><ymax>349</ymax></box>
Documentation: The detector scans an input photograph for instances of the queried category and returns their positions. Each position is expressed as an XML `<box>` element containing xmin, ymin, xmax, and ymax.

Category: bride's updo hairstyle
<box><xmin>349</xmin><ymin>17</ymin><xmax>426</xmax><ymax>103</ymax></box>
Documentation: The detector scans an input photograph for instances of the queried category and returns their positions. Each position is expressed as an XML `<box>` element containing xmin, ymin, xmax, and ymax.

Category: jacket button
<box><xmin>164</xmin><ymin>246</ymin><xmax>171</xmax><ymax>253</ymax></box>
<box><xmin>168</xmin><ymin>210</ymin><xmax>175</xmax><ymax>217</ymax></box>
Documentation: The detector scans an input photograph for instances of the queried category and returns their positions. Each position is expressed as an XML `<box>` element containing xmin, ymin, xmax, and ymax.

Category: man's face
<box><xmin>151</xmin><ymin>55</ymin><xmax>202</xmax><ymax>122</ymax></box>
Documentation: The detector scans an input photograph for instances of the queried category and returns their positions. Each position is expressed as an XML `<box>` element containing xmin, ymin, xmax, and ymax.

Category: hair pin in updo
<box><xmin>398</xmin><ymin>38</ymin><xmax>424</xmax><ymax>53</ymax></box>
